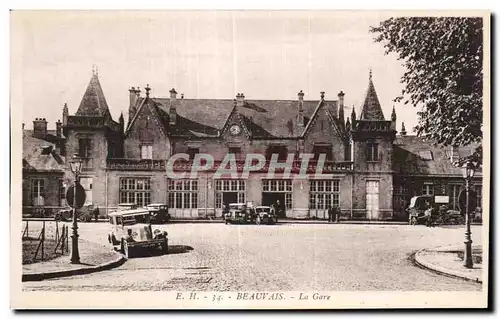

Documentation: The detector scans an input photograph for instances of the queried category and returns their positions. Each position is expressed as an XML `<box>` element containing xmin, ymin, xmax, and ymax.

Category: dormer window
<box><xmin>229</xmin><ymin>147</ymin><xmax>242</xmax><ymax>160</ymax></box>
<box><xmin>312</xmin><ymin>144</ymin><xmax>333</xmax><ymax>161</ymax></box>
<box><xmin>266</xmin><ymin>145</ymin><xmax>288</xmax><ymax>162</ymax></box>
<box><xmin>187</xmin><ymin>147</ymin><xmax>199</xmax><ymax>160</ymax></box>
<box><xmin>366</xmin><ymin>141</ymin><xmax>379</xmax><ymax>162</ymax></box>
<box><xmin>41</xmin><ymin>145</ymin><xmax>53</xmax><ymax>155</ymax></box>
<box><xmin>141</xmin><ymin>144</ymin><xmax>153</xmax><ymax>160</ymax></box>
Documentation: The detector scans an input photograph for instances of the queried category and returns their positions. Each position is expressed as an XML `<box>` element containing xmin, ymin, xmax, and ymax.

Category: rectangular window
<box><xmin>366</xmin><ymin>142</ymin><xmax>379</xmax><ymax>162</ymax></box>
<box><xmin>262</xmin><ymin>180</ymin><xmax>292</xmax><ymax>209</ymax></box>
<box><xmin>119</xmin><ymin>178</ymin><xmax>152</xmax><ymax>207</ymax></box>
<box><xmin>31</xmin><ymin>179</ymin><xmax>45</xmax><ymax>206</ymax></box>
<box><xmin>309</xmin><ymin>180</ymin><xmax>340</xmax><ymax>209</ymax></box>
<box><xmin>266</xmin><ymin>145</ymin><xmax>288</xmax><ymax>161</ymax></box>
<box><xmin>78</xmin><ymin>138</ymin><xmax>92</xmax><ymax>157</ymax></box>
<box><xmin>167</xmin><ymin>179</ymin><xmax>198</xmax><ymax>209</ymax></box>
<box><xmin>141</xmin><ymin>145</ymin><xmax>153</xmax><ymax>159</ymax></box>
<box><xmin>345</xmin><ymin>142</ymin><xmax>352</xmax><ymax>161</ymax></box>
<box><xmin>215</xmin><ymin>179</ymin><xmax>246</xmax><ymax>207</ymax></box>
<box><xmin>475</xmin><ymin>185</ymin><xmax>482</xmax><ymax>208</ymax></box>
<box><xmin>229</xmin><ymin>147</ymin><xmax>241</xmax><ymax>160</ymax></box>
<box><xmin>422</xmin><ymin>184</ymin><xmax>434</xmax><ymax>196</ymax></box>
<box><xmin>449</xmin><ymin>184</ymin><xmax>461</xmax><ymax>211</ymax></box>
<box><xmin>187</xmin><ymin>148</ymin><xmax>199</xmax><ymax>160</ymax></box>
<box><xmin>312</xmin><ymin>145</ymin><xmax>333</xmax><ymax>161</ymax></box>
<box><xmin>59</xmin><ymin>179</ymin><xmax>65</xmax><ymax>200</ymax></box>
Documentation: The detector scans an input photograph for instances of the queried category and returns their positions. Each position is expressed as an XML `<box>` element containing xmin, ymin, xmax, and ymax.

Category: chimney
<box><xmin>128</xmin><ymin>87</ymin><xmax>139</xmax><ymax>123</ymax></box>
<box><xmin>145</xmin><ymin>84</ymin><xmax>151</xmax><ymax>97</ymax></box>
<box><xmin>56</xmin><ymin>120</ymin><xmax>62</xmax><ymax>137</ymax></box>
<box><xmin>320</xmin><ymin>92</ymin><xmax>325</xmax><ymax>100</ymax></box>
<box><xmin>169</xmin><ymin>88</ymin><xmax>178</xmax><ymax>125</ymax></box>
<box><xmin>400</xmin><ymin>122</ymin><xmax>407</xmax><ymax>136</ymax></box>
<box><xmin>22</xmin><ymin>123</ymin><xmax>25</xmax><ymax>131</ymax></box>
<box><xmin>297</xmin><ymin>90</ymin><xmax>305</xmax><ymax>129</ymax></box>
<box><xmin>33</xmin><ymin>118</ymin><xmax>48</xmax><ymax>139</ymax></box>
<box><xmin>338</xmin><ymin>91</ymin><xmax>345</xmax><ymax>127</ymax></box>
<box><xmin>236</xmin><ymin>93</ymin><xmax>245</xmax><ymax>108</ymax></box>
<box><xmin>62</xmin><ymin>103</ymin><xmax>68</xmax><ymax>126</ymax></box>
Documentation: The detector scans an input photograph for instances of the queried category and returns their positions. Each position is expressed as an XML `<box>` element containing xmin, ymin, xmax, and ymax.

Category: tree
<box><xmin>370</xmin><ymin>17</ymin><xmax>483</xmax><ymax>161</ymax></box>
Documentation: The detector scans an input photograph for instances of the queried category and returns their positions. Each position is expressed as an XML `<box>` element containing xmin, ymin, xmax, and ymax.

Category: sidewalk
<box><xmin>22</xmin><ymin>239</ymin><xmax>125</xmax><ymax>282</ymax></box>
<box><xmin>414</xmin><ymin>245</ymin><xmax>483</xmax><ymax>283</ymax></box>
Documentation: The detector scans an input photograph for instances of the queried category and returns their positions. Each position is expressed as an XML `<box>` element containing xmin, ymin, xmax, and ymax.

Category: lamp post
<box><xmin>69</xmin><ymin>154</ymin><xmax>83</xmax><ymax>264</ymax></box>
<box><xmin>462</xmin><ymin>159</ymin><xmax>476</xmax><ymax>269</ymax></box>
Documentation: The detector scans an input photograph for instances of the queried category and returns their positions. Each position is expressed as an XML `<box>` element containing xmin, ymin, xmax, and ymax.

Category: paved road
<box><xmin>22</xmin><ymin>222</ymin><xmax>482</xmax><ymax>291</ymax></box>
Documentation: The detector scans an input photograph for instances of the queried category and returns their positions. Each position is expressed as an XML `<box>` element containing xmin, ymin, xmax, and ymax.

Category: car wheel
<box><xmin>410</xmin><ymin>217</ymin><xmax>417</xmax><ymax>226</ymax></box>
<box><xmin>256</xmin><ymin>216</ymin><xmax>261</xmax><ymax>225</ymax></box>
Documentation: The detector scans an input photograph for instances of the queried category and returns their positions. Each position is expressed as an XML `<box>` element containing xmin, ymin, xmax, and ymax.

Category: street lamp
<box><xmin>461</xmin><ymin>159</ymin><xmax>476</xmax><ymax>269</ymax></box>
<box><xmin>69</xmin><ymin>153</ymin><xmax>83</xmax><ymax>264</ymax></box>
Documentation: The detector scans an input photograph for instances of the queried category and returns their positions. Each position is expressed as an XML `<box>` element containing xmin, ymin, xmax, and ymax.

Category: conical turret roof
<box><xmin>75</xmin><ymin>71</ymin><xmax>111</xmax><ymax>118</ymax></box>
<box><xmin>359</xmin><ymin>70</ymin><xmax>385</xmax><ymax>121</ymax></box>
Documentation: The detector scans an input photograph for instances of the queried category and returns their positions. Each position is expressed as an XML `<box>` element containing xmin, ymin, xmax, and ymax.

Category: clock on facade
<box><xmin>230</xmin><ymin>124</ymin><xmax>241</xmax><ymax>135</ymax></box>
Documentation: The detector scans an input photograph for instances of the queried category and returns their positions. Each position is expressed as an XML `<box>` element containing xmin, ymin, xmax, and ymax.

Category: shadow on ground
<box><xmin>122</xmin><ymin>245</ymin><xmax>194</xmax><ymax>259</ymax></box>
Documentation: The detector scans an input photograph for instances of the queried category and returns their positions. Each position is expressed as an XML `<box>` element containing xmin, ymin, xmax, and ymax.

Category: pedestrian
<box><xmin>275</xmin><ymin>200</ymin><xmax>281</xmax><ymax>221</ymax></box>
<box><xmin>334</xmin><ymin>205</ymin><xmax>341</xmax><ymax>223</ymax></box>
<box><xmin>327</xmin><ymin>206</ymin><xmax>333</xmax><ymax>223</ymax></box>
<box><xmin>94</xmin><ymin>205</ymin><xmax>99</xmax><ymax>222</ymax></box>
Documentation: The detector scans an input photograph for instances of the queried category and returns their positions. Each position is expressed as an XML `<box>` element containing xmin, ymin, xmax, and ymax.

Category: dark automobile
<box><xmin>252</xmin><ymin>206</ymin><xmax>278</xmax><ymax>225</ymax></box>
<box><xmin>147</xmin><ymin>204</ymin><xmax>171</xmax><ymax>224</ymax></box>
<box><xmin>407</xmin><ymin>195</ymin><xmax>464</xmax><ymax>226</ymax></box>
<box><xmin>224</xmin><ymin>203</ymin><xmax>277</xmax><ymax>225</ymax></box>
<box><xmin>54</xmin><ymin>203</ymin><xmax>96</xmax><ymax>222</ymax></box>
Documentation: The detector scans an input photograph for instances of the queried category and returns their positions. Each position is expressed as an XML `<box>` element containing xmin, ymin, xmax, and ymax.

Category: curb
<box><xmin>22</xmin><ymin>252</ymin><xmax>126</xmax><ymax>282</ymax></box>
<box><xmin>414</xmin><ymin>246</ymin><xmax>482</xmax><ymax>284</ymax></box>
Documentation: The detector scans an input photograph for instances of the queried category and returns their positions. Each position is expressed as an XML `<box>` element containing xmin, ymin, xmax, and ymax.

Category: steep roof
<box><xmin>359</xmin><ymin>71</ymin><xmax>385</xmax><ymax>121</ymax></box>
<box><xmin>75</xmin><ymin>72</ymin><xmax>112</xmax><ymax>118</ymax></box>
<box><xmin>148</xmin><ymin>97</ymin><xmax>338</xmax><ymax>138</ymax></box>
<box><xmin>23</xmin><ymin>131</ymin><xmax>65</xmax><ymax>173</ymax></box>
<box><xmin>394</xmin><ymin>135</ymin><xmax>482</xmax><ymax>176</ymax></box>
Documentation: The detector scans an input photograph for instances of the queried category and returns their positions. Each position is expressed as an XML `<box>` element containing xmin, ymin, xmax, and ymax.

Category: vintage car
<box><xmin>107</xmin><ymin>208</ymin><xmax>169</xmax><ymax>258</ymax></box>
<box><xmin>224</xmin><ymin>203</ymin><xmax>277</xmax><ymax>225</ymax></box>
<box><xmin>54</xmin><ymin>203</ymin><xmax>96</xmax><ymax>222</ymax></box>
<box><xmin>253</xmin><ymin>206</ymin><xmax>278</xmax><ymax>225</ymax></box>
<box><xmin>407</xmin><ymin>195</ymin><xmax>465</xmax><ymax>226</ymax></box>
<box><xmin>147</xmin><ymin>204</ymin><xmax>171</xmax><ymax>224</ymax></box>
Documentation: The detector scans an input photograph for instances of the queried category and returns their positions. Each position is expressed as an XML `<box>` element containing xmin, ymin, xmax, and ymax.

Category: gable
<box><xmin>304</xmin><ymin>105</ymin><xmax>344</xmax><ymax>145</ymax></box>
<box><xmin>126</xmin><ymin>100</ymin><xmax>166</xmax><ymax>141</ymax></box>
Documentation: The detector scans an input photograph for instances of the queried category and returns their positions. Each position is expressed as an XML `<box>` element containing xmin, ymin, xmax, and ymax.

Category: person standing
<box><xmin>275</xmin><ymin>200</ymin><xmax>281</xmax><ymax>222</ymax></box>
<box><xmin>93</xmin><ymin>205</ymin><xmax>99</xmax><ymax>222</ymax></box>
<box><xmin>334</xmin><ymin>205</ymin><xmax>341</xmax><ymax>223</ymax></box>
<box><xmin>327</xmin><ymin>206</ymin><xmax>333</xmax><ymax>223</ymax></box>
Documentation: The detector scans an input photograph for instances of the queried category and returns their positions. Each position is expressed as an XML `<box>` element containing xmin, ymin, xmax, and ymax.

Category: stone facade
<box><xmin>23</xmin><ymin>70</ymin><xmax>483</xmax><ymax>220</ymax></box>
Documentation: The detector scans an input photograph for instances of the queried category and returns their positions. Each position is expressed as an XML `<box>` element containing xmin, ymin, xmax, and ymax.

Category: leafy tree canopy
<box><xmin>370</xmin><ymin>17</ymin><xmax>483</xmax><ymax>162</ymax></box>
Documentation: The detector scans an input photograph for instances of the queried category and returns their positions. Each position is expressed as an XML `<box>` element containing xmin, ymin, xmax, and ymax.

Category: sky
<box><xmin>12</xmin><ymin>10</ymin><xmax>420</xmax><ymax>132</ymax></box>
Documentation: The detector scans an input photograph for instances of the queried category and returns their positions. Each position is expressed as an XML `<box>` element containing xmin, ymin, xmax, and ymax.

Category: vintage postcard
<box><xmin>10</xmin><ymin>10</ymin><xmax>490</xmax><ymax>309</ymax></box>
